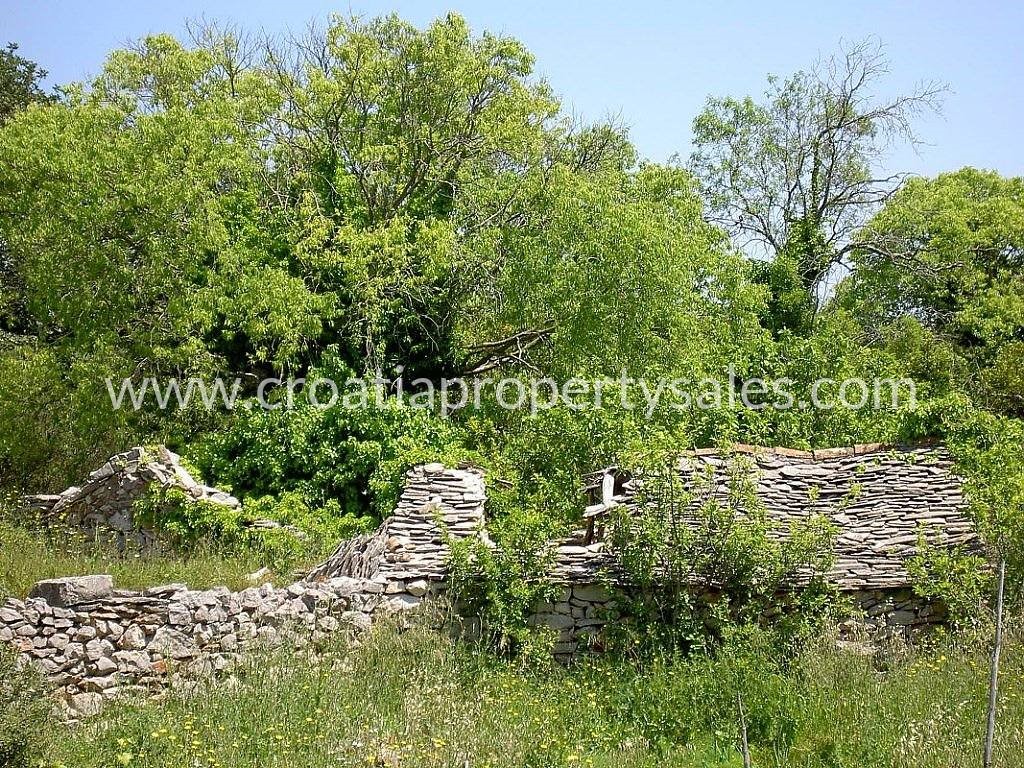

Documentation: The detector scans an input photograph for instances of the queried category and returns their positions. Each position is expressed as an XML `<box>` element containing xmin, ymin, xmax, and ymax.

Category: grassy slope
<box><xmin>41</xmin><ymin>624</ymin><xmax>1024</xmax><ymax>768</ymax></box>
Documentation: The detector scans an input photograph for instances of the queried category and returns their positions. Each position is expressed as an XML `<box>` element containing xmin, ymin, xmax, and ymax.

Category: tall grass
<box><xmin>40</xmin><ymin>623</ymin><xmax>1024</xmax><ymax>768</ymax></box>
<box><xmin>0</xmin><ymin>520</ymin><xmax>278</xmax><ymax>598</ymax></box>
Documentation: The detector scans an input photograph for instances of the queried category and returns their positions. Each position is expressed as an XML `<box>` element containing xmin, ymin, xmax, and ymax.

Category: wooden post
<box><xmin>983</xmin><ymin>559</ymin><xmax>1006</xmax><ymax>768</ymax></box>
<box><xmin>737</xmin><ymin>692</ymin><xmax>752</xmax><ymax>768</ymax></box>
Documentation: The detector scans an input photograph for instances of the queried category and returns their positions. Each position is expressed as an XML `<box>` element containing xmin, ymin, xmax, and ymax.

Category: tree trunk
<box><xmin>738</xmin><ymin>692</ymin><xmax>752</xmax><ymax>768</ymax></box>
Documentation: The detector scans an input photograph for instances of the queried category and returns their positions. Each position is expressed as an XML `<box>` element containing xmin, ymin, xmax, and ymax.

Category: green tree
<box><xmin>0</xmin><ymin>43</ymin><xmax>53</xmax><ymax>340</ymax></box>
<box><xmin>458</xmin><ymin>162</ymin><xmax>766</xmax><ymax>380</ymax></box>
<box><xmin>690</xmin><ymin>41</ymin><xmax>943</xmax><ymax>323</ymax></box>
<box><xmin>843</xmin><ymin>168</ymin><xmax>1024</xmax><ymax>415</ymax></box>
<box><xmin>0</xmin><ymin>43</ymin><xmax>51</xmax><ymax>124</ymax></box>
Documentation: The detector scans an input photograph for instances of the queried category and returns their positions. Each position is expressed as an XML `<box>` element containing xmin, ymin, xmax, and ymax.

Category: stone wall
<box><xmin>1</xmin><ymin>463</ymin><xmax>485</xmax><ymax>717</ymax></box>
<box><xmin>1</xmin><ymin>445</ymin><xmax>981</xmax><ymax>713</ymax></box>
<box><xmin>530</xmin><ymin>444</ymin><xmax>978</xmax><ymax>658</ymax></box>
<box><xmin>18</xmin><ymin>446</ymin><xmax>241</xmax><ymax>550</ymax></box>
<box><xmin>527</xmin><ymin>585</ymin><xmax>950</xmax><ymax>661</ymax></box>
<box><xmin>0</xmin><ymin>574</ymin><xmax>429</xmax><ymax>717</ymax></box>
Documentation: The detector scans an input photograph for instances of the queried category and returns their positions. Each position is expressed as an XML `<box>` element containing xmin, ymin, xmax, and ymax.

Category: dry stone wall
<box><xmin>18</xmin><ymin>446</ymin><xmax>241</xmax><ymax>550</ymax></box>
<box><xmin>308</xmin><ymin>462</ymin><xmax>488</xmax><ymax>582</ymax></box>
<box><xmin>2</xmin><ymin>445</ymin><xmax>982</xmax><ymax>711</ymax></box>
<box><xmin>1</xmin><ymin>464</ymin><xmax>485</xmax><ymax>717</ymax></box>
<box><xmin>0</xmin><ymin>574</ymin><xmax>417</xmax><ymax>717</ymax></box>
<box><xmin>536</xmin><ymin>444</ymin><xmax>978</xmax><ymax>658</ymax></box>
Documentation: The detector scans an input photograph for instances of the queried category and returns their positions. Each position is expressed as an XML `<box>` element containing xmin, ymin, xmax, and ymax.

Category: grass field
<box><xmin>29</xmin><ymin>622</ymin><xmax>1023</xmax><ymax>768</ymax></box>
<box><xmin>2</xmin><ymin>517</ymin><xmax>1021</xmax><ymax>768</ymax></box>
<box><xmin>0</xmin><ymin>518</ymin><xmax>279</xmax><ymax>598</ymax></box>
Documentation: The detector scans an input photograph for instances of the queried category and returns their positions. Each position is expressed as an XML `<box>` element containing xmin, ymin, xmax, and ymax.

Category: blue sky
<box><xmin>3</xmin><ymin>0</ymin><xmax>1022</xmax><ymax>177</ymax></box>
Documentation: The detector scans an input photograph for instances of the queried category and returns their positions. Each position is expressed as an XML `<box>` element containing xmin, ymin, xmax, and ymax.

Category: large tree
<box><xmin>842</xmin><ymin>168</ymin><xmax>1024</xmax><ymax>416</ymax></box>
<box><xmin>0</xmin><ymin>14</ymin><xmax>768</xmax><ymax>488</ymax></box>
<box><xmin>690</xmin><ymin>41</ymin><xmax>943</xmax><ymax>323</ymax></box>
<box><xmin>0</xmin><ymin>43</ymin><xmax>53</xmax><ymax>340</ymax></box>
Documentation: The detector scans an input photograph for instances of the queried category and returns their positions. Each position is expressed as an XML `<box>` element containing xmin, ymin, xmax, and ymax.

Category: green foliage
<box><xmin>607</xmin><ymin>453</ymin><xmax>837</xmax><ymax>654</ymax></box>
<box><xmin>0</xmin><ymin>42</ymin><xmax>52</xmax><ymax>125</ymax></box>
<box><xmin>0</xmin><ymin>644</ymin><xmax>49</xmax><ymax>768</ymax></box>
<box><xmin>458</xmin><ymin>162</ymin><xmax>766</xmax><ymax>379</ymax></box>
<box><xmin>750</xmin><ymin>252</ymin><xmax>816</xmax><ymax>337</ymax></box>
<box><xmin>447</xmin><ymin>505</ymin><xmax>559</xmax><ymax>660</ymax></box>
<box><xmin>1</xmin><ymin>15</ymin><xmax>1024</xmax><ymax>693</ymax></box>
<box><xmin>906</xmin><ymin>529</ymin><xmax>991</xmax><ymax>628</ymax></box>
<box><xmin>133</xmin><ymin>483</ymin><xmax>374</xmax><ymax>573</ymax></box>
<box><xmin>935</xmin><ymin>404</ymin><xmax>1024</xmax><ymax>604</ymax></box>
<box><xmin>190</xmin><ymin>374</ymin><xmax>466</xmax><ymax>519</ymax></box>
<box><xmin>37</xmin><ymin>623</ymin><xmax>1024</xmax><ymax>768</ymax></box>
<box><xmin>691</xmin><ymin>41</ymin><xmax>942</xmax><ymax>316</ymax></box>
<box><xmin>0</xmin><ymin>344</ymin><xmax>143</xmax><ymax>491</ymax></box>
<box><xmin>845</xmin><ymin>168</ymin><xmax>1024</xmax><ymax>416</ymax></box>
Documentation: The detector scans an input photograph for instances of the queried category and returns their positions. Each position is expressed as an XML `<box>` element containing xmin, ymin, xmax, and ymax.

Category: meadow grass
<box><xmin>0</xmin><ymin>520</ymin><xmax>279</xmax><ymax>598</ymax></box>
<box><xmin>38</xmin><ymin>623</ymin><xmax>1024</xmax><ymax>768</ymax></box>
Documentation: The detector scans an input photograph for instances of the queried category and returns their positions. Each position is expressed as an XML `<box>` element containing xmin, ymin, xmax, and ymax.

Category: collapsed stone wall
<box><xmin>534</xmin><ymin>444</ymin><xmax>977</xmax><ymax>658</ymax></box>
<box><xmin>1</xmin><ymin>463</ymin><xmax>485</xmax><ymax>717</ymax></box>
<box><xmin>308</xmin><ymin>462</ymin><xmax>488</xmax><ymax>582</ymax></box>
<box><xmin>1</xmin><ymin>445</ymin><xmax>981</xmax><ymax>713</ymax></box>
<box><xmin>17</xmin><ymin>446</ymin><xmax>241</xmax><ymax>550</ymax></box>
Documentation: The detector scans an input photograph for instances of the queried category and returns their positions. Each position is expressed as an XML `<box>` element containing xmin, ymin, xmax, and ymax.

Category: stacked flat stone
<box><xmin>2</xmin><ymin>463</ymin><xmax>483</xmax><ymax>716</ymax></box>
<box><xmin>673</xmin><ymin>444</ymin><xmax>978</xmax><ymax>589</ymax></box>
<box><xmin>308</xmin><ymin>463</ymin><xmax>488</xmax><ymax>584</ymax></box>
<box><xmin>1</xmin><ymin>447</ymin><xmax>985</xmax><ymax>710</ymax></box>
<box><xmin>550</xmin><ymin>444</ymin><xmax>979</xmax><ymax>590</ymax></box>
<box><xmin>536</xmin><ymin>444</ymin><xmax>981</xmax><ymax>658</ymax></box>
<box><xmin>18</xmin><ymin>446</ymin><xmax>240</xmax><ymax>550</ymax></box>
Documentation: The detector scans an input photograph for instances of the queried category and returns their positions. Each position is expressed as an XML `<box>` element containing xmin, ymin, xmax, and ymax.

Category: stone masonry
<box><xmin>18</xmin><ymin>446</ymin><xmax>241</xmax><ymax>550</ymax></box>
<box><xmin>1</xmin><ymin>445</ymin><xmax>982</xmax><ymax>713</ymax></box>
<box><xmin>539</xmin><ymin>443</ymin><xmax>980</xmax><ymax>657</ymax></box>
<box><xmin>1</xmin><ymin>463</ymin><xmax>486</xmax><ymax>717</ymax></box>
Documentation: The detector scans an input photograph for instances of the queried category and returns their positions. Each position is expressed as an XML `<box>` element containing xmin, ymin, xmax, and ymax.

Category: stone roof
<box><xmin>551</xmin><ymin>444</ymin><xmax>982</xmax><ymax>590</ymax></box>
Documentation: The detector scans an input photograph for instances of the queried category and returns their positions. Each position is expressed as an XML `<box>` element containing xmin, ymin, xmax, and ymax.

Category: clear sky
<box><xmin>3</xmin><ymin>0</ymin><xmax>1022</xmax><ymax>178</ymax></box>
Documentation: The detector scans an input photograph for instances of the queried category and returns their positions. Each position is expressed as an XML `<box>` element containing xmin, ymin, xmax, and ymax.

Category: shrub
<box><xmin>447</xmin><ymin>505</ymin><xmax>560</xmax><ymax>662</ymax></box>
<box><xmin>133</xmin><ymin>485</ymin><xmax>375</xmax><ymax>573</ymax></box>
<box><xmin>606</xmin><ymin>453</ymin><xmax>838</xmax><ymax>655</ymax></box>
<box><xmin>907</xmin><ymin>529</ymin><xmax>991</xmax><ymax>629</ymax></box>
<box><xmin>189</xmin><ymin>371</ymin><xmax>467</xmax><ymax>520</ymax></box>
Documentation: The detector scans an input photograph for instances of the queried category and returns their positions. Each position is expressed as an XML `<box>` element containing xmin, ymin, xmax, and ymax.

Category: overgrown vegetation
<box><xmin>0</xmin><ymin>514</ymin><xmax>276</xmax><ymax>599</ymax></box>
<box><xmin>0</xmin><ymin>643</ymin><xmax>49</xmax><ymax>768</ymax></box>
<box><xmin>1</xmin><ymin>10</ymin><xmax>1023</xmax><ymax>765</ymax></box>
<box><xmin>607</xmin><ymin>454</ymin><xmax>840</xmax><ymax>655</ymax></box>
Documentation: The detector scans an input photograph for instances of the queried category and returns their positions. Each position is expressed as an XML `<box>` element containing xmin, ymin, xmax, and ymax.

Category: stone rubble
<box><xmin>1</xmin><ymin>464</ymin><xmax>485</xmax><ymax>717</ymax></box>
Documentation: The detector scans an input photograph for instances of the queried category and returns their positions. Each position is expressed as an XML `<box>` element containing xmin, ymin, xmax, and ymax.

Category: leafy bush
<box><xmin>190</xmin><ymin>375</ymin><xmax>466</xmax><ymax>519</ymax></box>
<box><xmin>607</xmin><ymin>453</ymin><xmax>838</xmax><ymax>655</ymax></box>
<box><xmin>133</xmin><ymin>484</ymin><xmax>376</xmax><ymax>573</ymax></box>
<box><xmin>907</xmin><ymin>530</ymin><xmax>991</xmax><ymax>629</ymax></box>
<box><xmin>447</xmin><ymin>505</ymin><xmax>560</xmax><ymax>661</ymax></box>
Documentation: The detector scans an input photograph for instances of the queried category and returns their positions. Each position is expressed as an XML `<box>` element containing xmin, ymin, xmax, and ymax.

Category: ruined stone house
<box><xmin>1</xmin><ymin>442</ymin><xmax>982</xmax><ymax>715</ymax></box>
